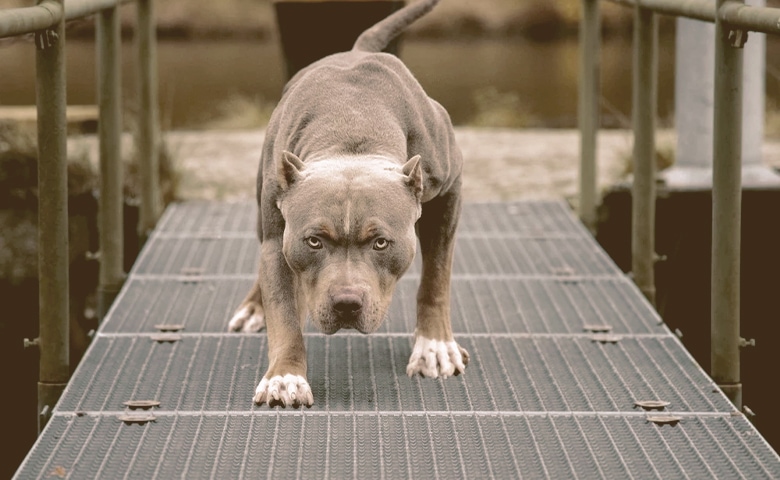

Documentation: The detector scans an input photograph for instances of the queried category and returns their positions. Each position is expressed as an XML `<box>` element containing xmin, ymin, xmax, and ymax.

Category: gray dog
<box><xmin>228</xmin><ymin>0</ymin><xmax>468</xmax><ymax>407</ymax></box>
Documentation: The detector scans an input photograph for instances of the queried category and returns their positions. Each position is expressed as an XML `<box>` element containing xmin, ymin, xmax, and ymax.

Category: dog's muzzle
<box><xmin>330</xmin><ymin>286</ymin><xmax>365</xmax><ymax>321</ymax></box>
<box><xmin>310</xmin><ymin>286</ymin><xmax>383</xmax><ymax>334</ymax></box>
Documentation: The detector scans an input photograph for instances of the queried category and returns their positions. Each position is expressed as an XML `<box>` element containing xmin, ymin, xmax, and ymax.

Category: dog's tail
<box><xmin>352</xmin><ymin>0</ymin><xmax>440</xmax><ymax>53</ymax></box>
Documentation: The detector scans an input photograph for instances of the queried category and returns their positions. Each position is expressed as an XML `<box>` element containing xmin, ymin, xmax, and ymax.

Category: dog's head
<box><xmin>276</xmin><ymin>151</ymin><xmax>422</xmax><ymax>334</ymax></box>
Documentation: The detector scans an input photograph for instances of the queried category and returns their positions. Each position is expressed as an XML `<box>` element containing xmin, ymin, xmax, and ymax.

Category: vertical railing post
<box><xmin>96</xmin><ymin>5</ymin><xmax>124</xmax><ymax>320</ymax></box>
<box><xmin>136</xmin><ymin>0</ymin><xmax>161</xmax><ymax>242</ymax></box>
<box><xmin>712</xmin><ymin>0</ymin><xmax>744</xmax><ymax>409</ymax></box>
<box><xmin>578</xmin><ymin>0</ymin><xmax>600</xmax><ymax>231</ymax></box>
<box><xmin>35</xmin><ymin>0</ymin><xmax>68</xmax><ymax>432</ymax></box>
<box><xmin>631</xmin><ymin>6</ymin><xmax>658</xmax><ymax>306</ymax></box>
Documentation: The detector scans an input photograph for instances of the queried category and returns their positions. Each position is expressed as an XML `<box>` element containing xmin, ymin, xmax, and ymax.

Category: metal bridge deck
<box><xmin>14</xmin><ymin>200</ymin><xmax>780</xmax><ymax>479</ymax></box>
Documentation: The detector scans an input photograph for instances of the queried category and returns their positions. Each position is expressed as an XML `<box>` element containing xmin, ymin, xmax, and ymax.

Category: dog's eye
<box><xmin>306</xmin><ymin>237</ymin><xmax>323</xmax><ymax>249</ymax></box>
<box><xmin>373</xmin><ymin>238</ymin><xmax>389</xmax><ymax>250</ymax></box>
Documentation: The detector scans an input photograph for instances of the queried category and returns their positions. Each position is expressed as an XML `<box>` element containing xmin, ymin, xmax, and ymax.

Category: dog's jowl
<box><xmin>228</xmin><ymin>0</ymin><xmax>468</xmax><ymax>407</ymax></box>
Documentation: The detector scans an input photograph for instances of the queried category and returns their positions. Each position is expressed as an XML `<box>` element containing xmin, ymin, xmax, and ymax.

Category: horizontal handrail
<box><xmin>720</xmin><ymin>2</ymin><xmax>780</xmax><ymax>34</ymax></box>
<box><xmin>0</xmin><ymin>0</ymin><xmax>133</xmax><ymax>38</ymax></box>
<box><xmin>0</xmin><ymin>1</ymin><xmax>62</xmax><ymax>38</ymax></box>
<box><xmin>608</xmin><ymin>0</ymin><xmax>713</xmax><ymax>21</ymax></box>
<box><xmin>607</xmin><ymin>0</ymin><xmax>780</xmax><ymax>35</ymax></box>
<box><xmin>65</xmin><ymin>0</ymin><xmax>133</xmax><ymax>22</ymax></box>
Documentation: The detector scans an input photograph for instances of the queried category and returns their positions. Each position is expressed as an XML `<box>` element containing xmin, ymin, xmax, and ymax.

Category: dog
<box><xmin>228</xmin><ymin>0</ymin><xmax>468</xmax><ymax>407</ymax></box>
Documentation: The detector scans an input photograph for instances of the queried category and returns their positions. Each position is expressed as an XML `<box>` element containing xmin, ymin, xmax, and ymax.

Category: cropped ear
<box><xmin>278</xmin><ymin>151</ymin><xmax>306</xmax><ymax>191</ymax></box>
<box><xmin>402</xmin><ymin>154</ymin><xmax>423</xmax><ymax>201</ymax></box>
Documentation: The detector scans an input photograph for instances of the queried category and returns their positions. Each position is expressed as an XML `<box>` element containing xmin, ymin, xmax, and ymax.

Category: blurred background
<box><xmin>1</xmin><ymin>0</ymin><xmax>777</xmax><ymax>133</ymax></box>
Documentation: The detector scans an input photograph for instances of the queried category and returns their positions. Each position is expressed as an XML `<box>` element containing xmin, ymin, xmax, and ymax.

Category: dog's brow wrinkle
<box><xmin>344</xmin><ymin>198</ymin><xmax>351</xmax><ymax>236</ymax></box>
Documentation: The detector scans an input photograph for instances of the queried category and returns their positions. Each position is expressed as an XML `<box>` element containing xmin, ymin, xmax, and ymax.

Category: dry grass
<box><xmin>467</xmin><ymin>88</ymin><xmax>536</xmax><ymax>129</ymax></box>
<box><xmin>767</xmin><ymin>108</ymin><xmax>780</xmax><ymax>139</ymax></box>
<box><xmin>200</xmin><ymin>94</ymin><xmax>276</xmax><ymax>130</ymax></box>
<box><xmin>0</xmin><ymin>123</ymin><xmax>97</xmax><ymax>204</ymax></box>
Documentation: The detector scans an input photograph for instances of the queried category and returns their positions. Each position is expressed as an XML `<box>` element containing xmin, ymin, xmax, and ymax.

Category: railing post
<box><xmin>578</xmin><ymin>0</ymin><xmax>600</xmax><ymax>231</ymax></box>
<box><xmin>712</xmin><ymin>0</ymin><xmax>744</xmax><ymax>409</ymax></box>
<box><xmin>34</xmin><ymin>0</ymin><xmax>68</xmax><ymax>432</ymax></box>
<box><xmin>136</xmin><ymin>0</ymin><xmax>161</xmax><ymax>242</ymax></box>
<box><xmin>631</xmin><ymin>6</ymin><xmax>658</xmax><ymax>306</ymax></box>
<box><xmin>96</xmin><ymin>5</ymin><xmax>124</xmax><ymax>320</ymax></box>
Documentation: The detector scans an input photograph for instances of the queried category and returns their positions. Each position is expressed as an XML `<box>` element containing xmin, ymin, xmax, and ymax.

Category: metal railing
<box><xmin>0</xmin><ymin>0</ymin><xmax>161</xmax><ymax>431</ymax></box>
<box><xmin>578</xmin><ymin>0</ymin><xmax>780</xmax><ymax>409</ymax></box>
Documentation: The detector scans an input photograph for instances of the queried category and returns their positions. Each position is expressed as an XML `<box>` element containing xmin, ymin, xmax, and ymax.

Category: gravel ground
<box><xmin>71</xmin><ymin>127</ymin><xmax>780</xmax><ymax>205</ymax></box>
<box><xmin>163</xmin><ymin>127</ymin><xmax>780</xmax><ymax>204</ymax></box>
<box><xmin>164</xmin><ymin>127</ymin><xmax>651</xmax><ymax>203</ymax></box>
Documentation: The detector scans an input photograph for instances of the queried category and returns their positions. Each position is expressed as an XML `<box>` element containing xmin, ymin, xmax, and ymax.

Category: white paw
<box><xmin>227</xmin><ymin>304</ymin><xmax>265</xmax><ymax>332</ymax></box>
<box><xmin>254</xmin><ymin>374</ymin><xmax>313</xmax><ymax>407</ymax></box>
<box><xmin>406</xmin><ymin>336</ymin><xmax>469</xmax><ymax>379</ymax></box>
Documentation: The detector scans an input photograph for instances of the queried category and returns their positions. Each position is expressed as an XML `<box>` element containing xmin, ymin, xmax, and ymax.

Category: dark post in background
<box><xmin>274</xmin><ymin>0</ymin><xmax>406</xmax><ymax>80</ymax></box>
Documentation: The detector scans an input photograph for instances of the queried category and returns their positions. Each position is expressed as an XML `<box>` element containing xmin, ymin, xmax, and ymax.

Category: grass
<box><xmin>467</xmin><ymin>87</ymin><xmax>536</xmax><ymax>129</ymax></box>
<box><xmin>0</xmin><ymin>123</ymin><xmax>97</xmax><ymax>205</ymax></box>
<box><xmin>0</xmin><ymin>120</ymin><xmax>180</xmax><ymax>206</ymax></box>
<box><xmin>768</xmin><ymin>110</ymin><xmax>780</xmax><ymax>139</ymax></box>
<box><xmin>200</xmin><ymin>94</ymin><xmax>276</xmax><ymax>130</ymax></box>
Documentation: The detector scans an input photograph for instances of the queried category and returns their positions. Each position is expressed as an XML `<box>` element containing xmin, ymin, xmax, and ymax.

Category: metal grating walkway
<box><xmin>15</xmin><ymin>200</ymin><xmax>780</xmax><ymax>479</ymax></box>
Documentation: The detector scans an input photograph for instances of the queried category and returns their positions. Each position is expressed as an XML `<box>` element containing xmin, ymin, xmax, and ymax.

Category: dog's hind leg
<box><xmin>227</xmin><ymin>262</ymin><xmax>266</xmax><ymax>332</ymax></box>
<box><xmin>406</xmin><ymin>188</ymin><xmax>469</xmax><ymax>378</ymax></box>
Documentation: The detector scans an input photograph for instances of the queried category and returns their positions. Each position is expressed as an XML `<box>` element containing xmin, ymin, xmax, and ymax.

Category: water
<box><xmin>2</xmin><ymin>35</ymin><xmax>779</xmax><ymax>129</ymax></box>
<box><xmin>0</xmin><ymin>35</ymin><xmax>704</xmax><ymax>129</ymax></box>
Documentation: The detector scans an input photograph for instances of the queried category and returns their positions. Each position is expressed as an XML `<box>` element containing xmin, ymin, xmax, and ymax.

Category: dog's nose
<box><xmin>332</xmin><ymin>291</ymin><xmax>363</xmax><ymax>315</ymax></box>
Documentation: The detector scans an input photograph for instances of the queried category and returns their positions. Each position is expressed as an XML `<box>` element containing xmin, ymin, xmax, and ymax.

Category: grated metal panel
<box><xmin>132</xmin><ymin>236</ymin><xmax>260</xmax><ymax>276</ymax></box>
<box><xmin>14</xmin><ymin>200</ymin><xmax>780</xmax><ymax>479</ymax></box>
<box><xmin>154</xmin><ymin>200</ymin><xmax>257</xmax><ymax>234</ymax></box>
<box><xmin>16</xmin><ymin>414</ymin><xmax>780</xmax><ymax>480</ymax></box>
<box><xmin>101</xmin><ymin>276</ymin><xmax>664</xmax><ymax>334</ymax></box>
<box><xmin>55</xmin><ymin>336</ymin><xmax>732</xmax><ymax>414</ymax></box>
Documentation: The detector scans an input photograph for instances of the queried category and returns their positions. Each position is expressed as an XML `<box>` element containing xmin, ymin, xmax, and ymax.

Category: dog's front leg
<box><xmin>253</xmin><ymin>238</ymin><xmax>313</xmax><ymax>407</ymax></box>
<box><xmin>407</xmin><ymin>190</ymin><xmax>469</xmax><ymax>378</ymax></box>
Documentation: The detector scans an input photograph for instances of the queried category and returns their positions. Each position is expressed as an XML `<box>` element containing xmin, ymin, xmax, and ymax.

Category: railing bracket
<box><xmin>738</xmin><ymin>337</ymin><xmax>756</xmax><ymax>348</ymax></box>
<box><xmin>725</xmin><ymin>27</ymin><xmax>748</xmax><ymax>48</ymax></box>
<box><xmin>34</xmin><ymin>28</ymin><xmax>59</xmax><ymax>50</ymax></box>
<box><xmin>39</xmin><ymin>405</ymin><xmax>51</xmax><ymax>427</ymax></box>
